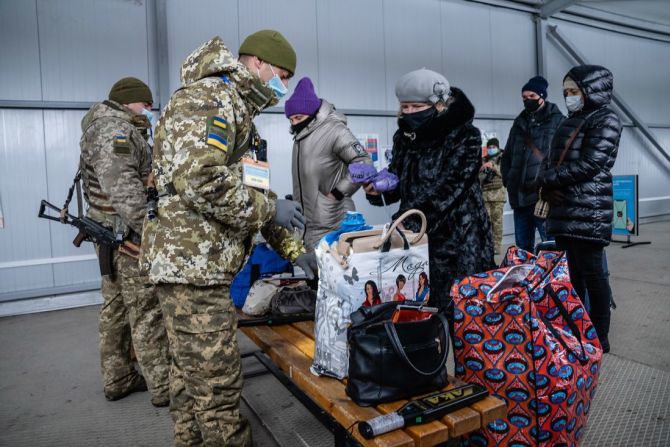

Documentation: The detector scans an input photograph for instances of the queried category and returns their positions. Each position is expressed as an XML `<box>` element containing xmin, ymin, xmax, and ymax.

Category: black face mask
<box><xmin>398</xmin><ymin>106</ymin><xmax>438</xmax><ymax>132</ymax></box>
<box><xmin>523</xmin><ymin>98</ymin><xmax>541</xmax><ymax>113</ymax></box>
<box><xmin>290</xmin><ymin>114</ymin><xmax>316</xmax><ymax>135</ymax></box>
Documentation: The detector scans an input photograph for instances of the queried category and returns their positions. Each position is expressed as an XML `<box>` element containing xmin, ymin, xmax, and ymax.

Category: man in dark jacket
<box><xmin>502</xmin><ymin>76</ymin><xmax>564</xmax><ymax>252</ymax></box>
<box><xmin>539</xmin><ymin>65</ymin><xmax>621</xmax><ymax>353</ymax></box>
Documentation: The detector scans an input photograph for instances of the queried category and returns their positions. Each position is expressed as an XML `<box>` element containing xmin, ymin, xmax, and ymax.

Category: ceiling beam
<box><xmin>540</xmin><ymin>0</ymin><xmax>580</xmax><ymax>18</ymax></box>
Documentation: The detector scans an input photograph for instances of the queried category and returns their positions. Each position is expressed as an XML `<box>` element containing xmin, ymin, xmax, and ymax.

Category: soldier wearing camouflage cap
<box><xmin>140</xmin><ymin>31</ymin><xmax>315</xmax><ymax>445</ymax></box>
<box><xmin>79</xmin><ymin>77</ymin><xmax>170</xmax><ymax>406</ymax></box>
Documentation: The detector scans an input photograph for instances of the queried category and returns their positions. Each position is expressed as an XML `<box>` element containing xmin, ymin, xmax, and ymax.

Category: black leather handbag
<box><xmin>346</xmin><ymin>301</ymin><xmax>450</xmax><ymax>406</ymax></box>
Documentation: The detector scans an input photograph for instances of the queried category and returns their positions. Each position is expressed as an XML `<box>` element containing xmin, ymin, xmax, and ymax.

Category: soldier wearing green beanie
<box><xmin>141</xmin><ymin>30</ymin><xmax>312</xmax><ymax>446</ymax></box>
<box><xmin>108</xmin><ymin>77</ymin><xmax>154</xmax><ymax>106</ymax></box>
<box><xmin>79</xmin><ymin>77</ymin><xmax>169</xmax><ymax>408</ymax></box>
<box><xmin>238</xmin><ymin>29</ymin><xmax>297</xmax><ymax>75</ymax></box>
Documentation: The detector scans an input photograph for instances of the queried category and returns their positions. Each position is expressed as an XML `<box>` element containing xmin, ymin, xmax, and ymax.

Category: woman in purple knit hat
<box><xmin>285</xmin><ymin>77</ymin><xmax>373</xmax><ymax>252</ymax></box>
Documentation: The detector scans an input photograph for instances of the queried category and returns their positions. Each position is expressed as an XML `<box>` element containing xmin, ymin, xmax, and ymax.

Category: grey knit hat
<box><xmin>395</xmin><ymin>68</ymin><xmax>450</xmax><ymax>104</ymax></box>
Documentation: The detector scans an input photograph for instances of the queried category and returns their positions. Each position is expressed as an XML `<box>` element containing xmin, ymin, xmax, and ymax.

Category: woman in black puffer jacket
<box><xmin>539</xmin><ymin>65</ymin><xmax>621</xmax><ymax>352</ymax></box>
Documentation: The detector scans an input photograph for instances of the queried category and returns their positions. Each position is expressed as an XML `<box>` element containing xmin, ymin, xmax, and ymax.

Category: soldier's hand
<box><xmin>295</xmin><ymin>252</ymin><xmax>318</xmax><ymax>280</ymax></box>
<box><xmin>273</xmin><ymin>199</ymin><xmax>306</xmax><ymax>231</ymax></box>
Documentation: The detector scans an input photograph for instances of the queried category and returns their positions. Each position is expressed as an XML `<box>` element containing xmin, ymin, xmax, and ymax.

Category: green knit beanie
<box><xmin>108</xmin><ymin>77</ymin><xmax>153</xmax><ymax>105</ymax></box>
<box><xmin>239</xmin><ymin>30</ymin><xmax>297</xmax><ymax>75</ymax></box>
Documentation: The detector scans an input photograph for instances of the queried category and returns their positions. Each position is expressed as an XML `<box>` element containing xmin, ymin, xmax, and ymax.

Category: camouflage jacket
<box><xmin>141</xmin><ymin>36</ymin><xmax>304</xmax><ymax>286</ymax></box>
<box><xmin>80</xmin><ymin>100</ymin><xmax>152</xmax><ymax>236</ymax></box>
<box><xmin>479</xmin><ymin>153</ymin><xmax>506</xmax><ymax>202</ymax></box>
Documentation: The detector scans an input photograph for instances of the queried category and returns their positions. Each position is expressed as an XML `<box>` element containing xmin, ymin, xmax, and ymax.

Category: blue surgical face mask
<box><xmin>142</xmin><ymin>108</ymin><xmax>155</xmax><ymax>126</ymax></box>
<box><xmin>565</xmin><ymin>95</ymin><xmax>583</xmax><ymax>113</ymax></box>
<box><xmin>142</xmin><ymin>108</ymin><xmax>155</xmax><ymax>145</ymax></box>
<box><xmin>487</xmin><ymin>147</ymin><xmax>500</xmax><ymax>157</ymax></box>
<box><xmin>266</xmin><ymin>65</ymin><xmax>288</xmax><ymax>99</ymax></box>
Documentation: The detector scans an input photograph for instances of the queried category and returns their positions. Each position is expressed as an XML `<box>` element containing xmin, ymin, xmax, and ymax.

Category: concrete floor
<box><xmin>1</xmin><ymin>220</ymin><xmax>669</xmax><ymax>446</ymax></box>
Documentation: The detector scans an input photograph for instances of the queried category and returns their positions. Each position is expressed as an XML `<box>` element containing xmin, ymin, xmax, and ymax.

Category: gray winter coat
<box><xmin>291</xmin><ymin>100</ymin><xmax>372</xmax><ymax>251</ymax></box>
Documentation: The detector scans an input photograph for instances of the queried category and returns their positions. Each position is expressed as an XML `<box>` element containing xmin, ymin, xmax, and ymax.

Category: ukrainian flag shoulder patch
<box><xmin>206</xmin><ymin>132</ymin><xmax>228</xmax><ymax>152</ymax></box>
<box><xmin>206</xmin><ymin>115</ymin><xmax>230</xmax><ymax>152</ymax></box>
<box><xmin>112</xmin><ymin>134</ymin><xmax>131</xmax><ymax>155</ymax></box>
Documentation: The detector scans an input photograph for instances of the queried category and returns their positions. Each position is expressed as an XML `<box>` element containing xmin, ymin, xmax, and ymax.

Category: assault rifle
<box><xmin>37</xmin><ymin>171</ymin><xmax>136</xmax><ymax>277</ymax></box>
<box><xmin>38</xmin><ymin>199</ymin><xmax>122</xmax><ymax>248</ymax></box>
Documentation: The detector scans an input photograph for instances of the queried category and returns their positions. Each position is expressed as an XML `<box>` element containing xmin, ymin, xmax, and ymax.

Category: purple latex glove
<box><xmin>349</xmin><ymin>163</ymin><xmax>378</xmax><ymax>184</ymax></box>
<box><xmin>372</xmin><ymin>168</ymin><xmax>399</xmax><ymax>192</ymax></box>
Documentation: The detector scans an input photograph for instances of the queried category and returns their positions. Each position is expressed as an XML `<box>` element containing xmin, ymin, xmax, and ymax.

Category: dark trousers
<box><xmin>513</xmin><ymin>205</ymin><xmax>547</xmax><ymax>253</ymax></box>
<box><xmin>556</xmin><ymin>237</ymin><xmax>612</xmax><ymax>344</ymax></box>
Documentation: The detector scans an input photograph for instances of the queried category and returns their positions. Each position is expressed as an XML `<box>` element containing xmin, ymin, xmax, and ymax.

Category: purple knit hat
<box><xmin>284</xmin><ymin>77</ymin><xmax>321</xmax><ymax>117</ymax></box>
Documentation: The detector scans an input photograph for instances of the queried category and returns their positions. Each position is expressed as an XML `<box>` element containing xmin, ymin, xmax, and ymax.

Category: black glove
<box><xmin>540</xmin><ymin>188</ymin><xmax>566</xmax><ymax>205</ymax></box>
<box><xmin>273</xmin><ymin>200</ymin><xmax>305</xmax><ymax>231</ymax></box>
<box><xmin>295</xmin><ymin>252</ymin><xmax>317</xmax><ymax>280</ymax></box>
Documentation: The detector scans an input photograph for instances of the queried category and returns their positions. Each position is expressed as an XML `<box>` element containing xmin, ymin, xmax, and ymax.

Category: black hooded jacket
<box><xmin>367</xmin><ymin>88</ymin><xmax>495</xmax><ymax>311</ymax></box>
<box><xmin>540</xmin><ymin>65</ymin><xmax>622</xmax><ymax>245</ymax></box>
<box><xmin>502</xmin><ymin>101</ymin><xmax>565</xmax><ymax>209</ymax></box>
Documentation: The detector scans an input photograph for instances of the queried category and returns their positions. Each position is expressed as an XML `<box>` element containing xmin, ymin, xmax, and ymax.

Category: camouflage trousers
<box><xmin>99</xmin><ymin>247</ymin><xmax>170</xmax><ymax>401</ymax></box>
<box><xmin>484</xmin><ymin>200</ymin><xmax>505</xmax><ymax>254</ymax></box>
<box><xmin>156</xmin><ymin>283</ymin><xmax>251</xmax><ymax>447</ymax></box>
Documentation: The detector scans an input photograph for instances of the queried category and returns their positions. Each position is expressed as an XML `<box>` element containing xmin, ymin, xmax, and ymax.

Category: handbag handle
<box><xmin>373</xmin><ymin>209</ymin><xmax>427</xmax><ymax>249</ymax></box>
<box><xmin>383</xmin><ymin>312</ymin><xmax>450</xmax><ymax>377</ymax></box>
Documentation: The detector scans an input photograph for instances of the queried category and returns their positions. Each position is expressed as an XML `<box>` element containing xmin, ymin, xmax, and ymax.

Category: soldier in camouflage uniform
<box><xmin>79</xmin><ymin>77</ymin><xmax>170</xmax><ymax>406</ymax></box>
<box><xmin>479</xmin><ymin>138</ymin><xmax>507</xmax><ymax>255</ymax></box>
<box><xmin>141</xmin><ymin>31</ymin><xmax>315</xmax><ymax>446</ymax></box>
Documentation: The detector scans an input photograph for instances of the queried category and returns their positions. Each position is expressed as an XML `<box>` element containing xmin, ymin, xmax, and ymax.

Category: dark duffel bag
<box><xmin>270</xmin><ymin>284</ymin><xmax>316</xmax><ymax>315</ymax></box>
<box><xmin>346</xmin><ymin>301</ymin><xmax>450</xmax><ymax>406</ymax></box>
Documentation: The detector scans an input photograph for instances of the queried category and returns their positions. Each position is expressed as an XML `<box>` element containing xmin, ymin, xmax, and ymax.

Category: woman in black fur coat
<box><xmin>366</xmin><ymin>68</ymin><xmax>495</xmax><ymax>316</ymax></box>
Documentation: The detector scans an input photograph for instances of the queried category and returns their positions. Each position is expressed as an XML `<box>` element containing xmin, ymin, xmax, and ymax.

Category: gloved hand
<box><xmin>349</xmin><ymin>163</ymin><xmax>378</xmax><ymax>184</ymax></box>
<box><xmin>273</xmin><ymin>200</ymin><xmax>305</xmax><ymax>231</ymax></box>
<box><xmin>371</xmin><ymin>168</ymin><xmax>399</xmax><ymax>192</ymax></box>
<box><xmin>295</xmin><ymin>252</ymin><xmax>318</xmax><ymax>280</ymax></box>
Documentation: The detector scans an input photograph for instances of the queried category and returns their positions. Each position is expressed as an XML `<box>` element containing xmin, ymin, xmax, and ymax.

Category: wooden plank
<box><xmin>241</xmin><ymin>326</ymin><xmax>415</xmax><ymax>447</ymax></box>
<box><xmin>273</xmin><ymin>325</ymin><xmax>315</xmax><ymax>360</ymax></box>
<box><xmin>292</xmin><ymin>321</ymin><xmax>315</xmax><ymax>339</ymax></box>
<box><xmin>472</xmin><ymin>396</ymin><xmax>507</xmax><ymax>426</ymax></box>
<box><xmin>447</xmin><ymin>377</ymin><xmax>507</xmax><ymax>427</ymax></box>
<box><xmin>377</xmin><ymin>401</ymin><xmax>450</xmax><ymax>447</ymax></box>
<box><xmin>441</xmin><ymin>406</ymin><xmax>480</xmax><ymax>438</ymax></box>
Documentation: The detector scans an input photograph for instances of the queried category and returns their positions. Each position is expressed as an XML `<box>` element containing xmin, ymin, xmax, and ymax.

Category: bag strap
<box><xmin>542</xmin><ymin>285</ymin><xmax>590</xmax><ymax>364</ymax></box>
<box><xmin>381</xmin><ymin>227</ymin><xmax>410</xmax><ymax>253</ymax></box>
<box><xmin>556</xmin><ymin>117</ymin><xmax>591</xmax><ymax>167</ymax></box>
<box><xmin>524</xmin><ymin>134</ymin><xmax>545</xmax><ymax>162</ymax></box>
<box><xmin>383</xmin><ymin>312</ymin><xmax>450</xmax><ymax>377</ymax></box>
<box><xmin>373</xmin><ymin>209</ymin><xmax>427</xmax><ymax>249</ymax></box>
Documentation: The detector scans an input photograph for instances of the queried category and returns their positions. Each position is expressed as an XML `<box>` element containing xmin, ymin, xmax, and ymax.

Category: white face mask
<box><xmin>565</xmin><ymin>95</ymin><xmax>583</xmax><ymax>113</ymax></box>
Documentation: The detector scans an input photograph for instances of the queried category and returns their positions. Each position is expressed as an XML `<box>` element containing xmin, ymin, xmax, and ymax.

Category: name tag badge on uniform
<box><xmin>241</xmin><ymin>158</ymin><xmax>270</xmax><ymax>190</ymax></box>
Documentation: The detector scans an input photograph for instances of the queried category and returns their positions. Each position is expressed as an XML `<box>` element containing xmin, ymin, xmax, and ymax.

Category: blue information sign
<box><xmin>612</xmin><ymin>175</ymin><xmax>638</xmax><ymax>237</ymax></box>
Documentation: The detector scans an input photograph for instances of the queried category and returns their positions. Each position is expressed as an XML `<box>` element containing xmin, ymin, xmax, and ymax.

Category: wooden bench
<box><xmin>238</xmin><ymin>317</ymin><xmax>506</xmax><ymax>447</ymax></box>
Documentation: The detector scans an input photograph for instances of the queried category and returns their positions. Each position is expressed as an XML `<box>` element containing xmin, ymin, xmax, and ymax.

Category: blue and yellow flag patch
<box><xmin>211</xmin><ymin>116</ymin><xmax>227</xmax><ymax>130</ymax></box>
<box><xmin>206</xmin><ymin>133</ymin><xmax>228</xmax><ymax>152</ymax></box>
<box><xmin>206</xmin><ymin>115</ymin><xmax>230</xmax><ymax>152</ymax></box>
<box><xmin>114</xmin><ymin>135</ymin><xmax>128</xmax><ymax>144</ymax></box>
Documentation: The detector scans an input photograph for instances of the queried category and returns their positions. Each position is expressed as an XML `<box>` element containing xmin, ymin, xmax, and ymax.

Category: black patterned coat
<box><xmin>367</xmin><ymin>88</ymin><xmax>495</xmax><ymax>312</ymax></box>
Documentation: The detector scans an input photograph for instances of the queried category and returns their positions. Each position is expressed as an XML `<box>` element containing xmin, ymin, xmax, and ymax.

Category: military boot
<box><xmin>151</xmin><ymin>394</ymin><xmax>170</xmax><ymax>407</ymax></box>
<box><xmin>104</xmin><ymin>374</ymin><xmax>148</xmax><ymax>401</ymax></box>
